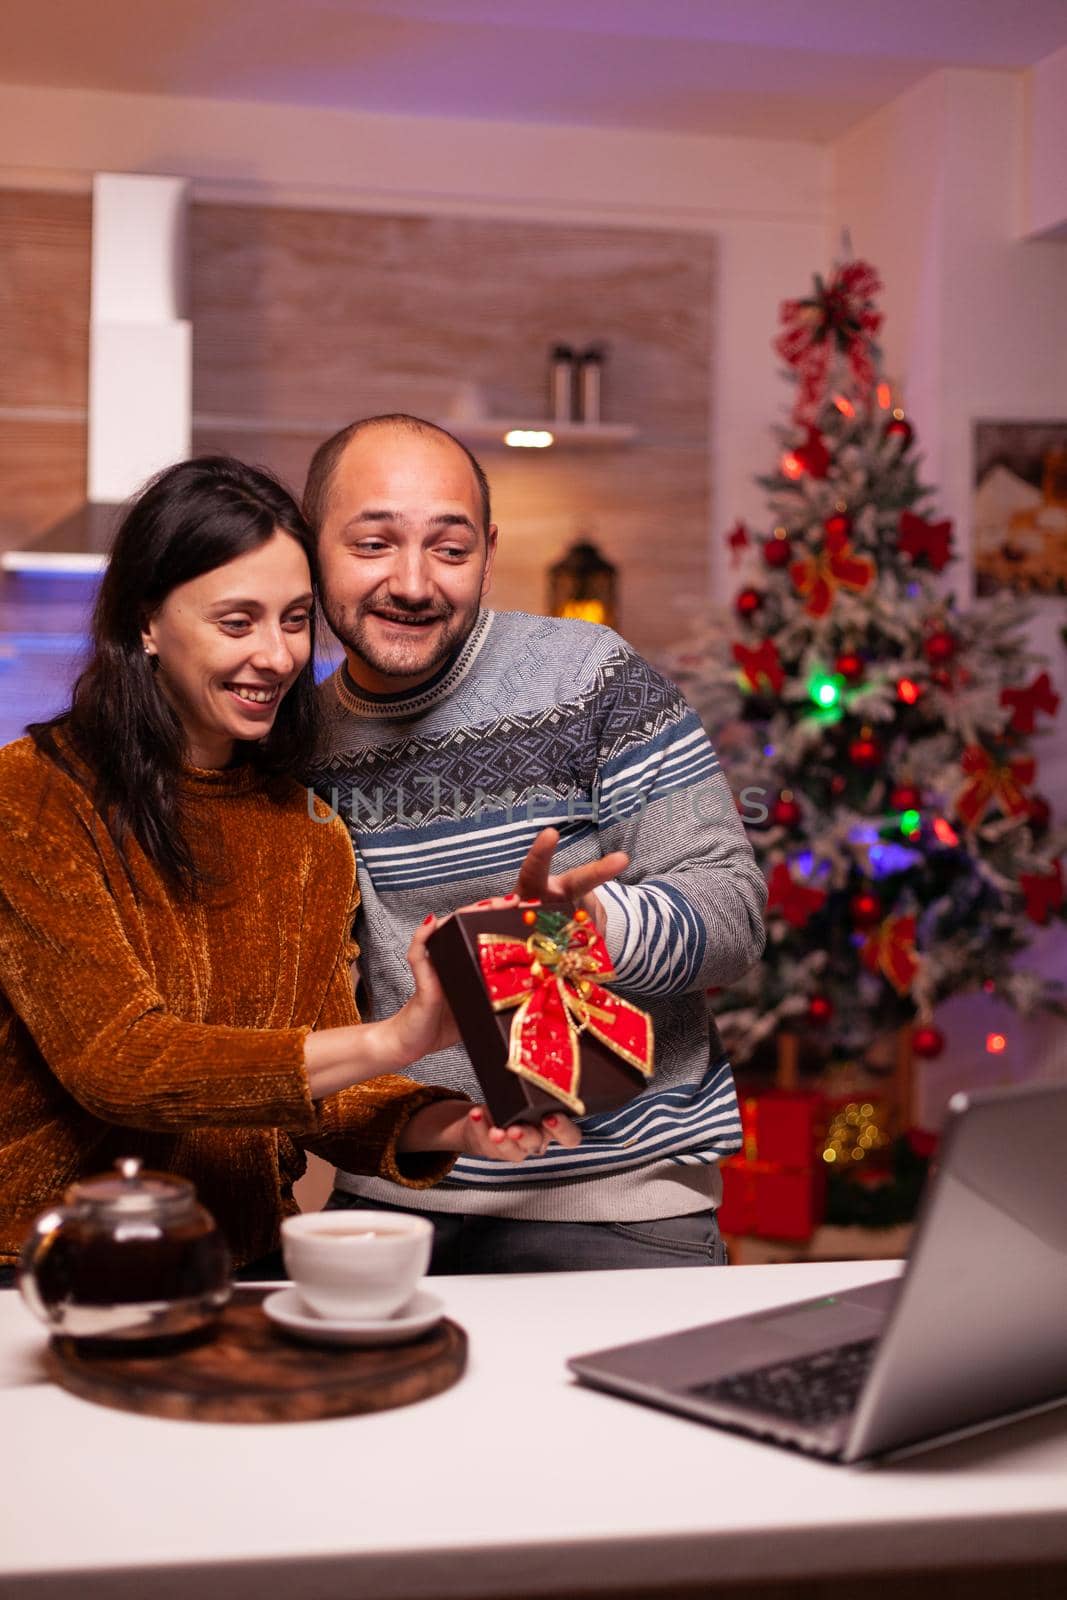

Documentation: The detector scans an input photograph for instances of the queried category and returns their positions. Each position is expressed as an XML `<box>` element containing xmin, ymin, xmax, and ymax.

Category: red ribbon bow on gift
<box><xmin>477</xmin><ymin>914</ymin><xmax>654</xmax><ymax>1116</ymax></box>
<box><xmin>957</xmin><ymin>745</ymin><xmax>1035</xmax><ymax>828</ymax></box>
<box><xmin>861</xmin><ymin>913</ymin><xmax>920</xmax><ymax>996</ymax></box>
<box><xmin>775</xmin><ymin>260</ymin><xmax>883</xmax><ymax>424</ymax></box>
<box><xmin>789</xmin><ymin>529</ymin><xmax>876</xmax><ymax>619</ymax></box>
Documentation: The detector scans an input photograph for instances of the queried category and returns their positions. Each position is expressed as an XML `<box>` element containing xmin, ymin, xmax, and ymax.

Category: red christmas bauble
<box><xmin>849</xmin><ymin>891</ymin><xmax>881</xmax><ymax>929</ymax></box>
<box><xmin>830</xmin><ymin>774</ymin><xmax>847</xmax><ymax>796</ymax></box>
<box><xmin>885</xmin><ymin>415</ymin><xmax>914</xmax><ymax>448</ymax></box>
<box><xmin>824</xmin><ymin>512</ymin><xmax>852</xmax><ymax>540</ymax></box>
<box><xmin>1027</xmin><ymin>795</ymin><xmax>1051</xmax><ymax>836</ymax></box>
<box><xmin>735</xmin><ymin>587</ymin><xmax>762</xmax><ymax>618</ymax></box>
<box><xmin>924</xmin><ymin>630</ymin><xmax>957</xmax><ymax>665</ymax></box>
<box><xmin>835</xmin><ymin>651</ymin><xmax>865</xmax><ymax>683</ymax></box>
<box><xmin>762</xmin><ymin>535</ymin><xmax>792</xmax><ymax>568</ymax></box>
<box><xmin>890</xmin><ymin>784</ymin><xmax>922</xmax><ymax>811</ymax></box>
<box><xmin>912</xmin><ymin>1025</ymin><xmax>945</xmax><ymax>1060</ymax></box>
<box><xmin>849</xmin><ymin>734</ymin><xmax>882</xmax><ymax>769</ymax></box>
<box><xmin>807</xmin><ymin>994</ymin><xmax>834</xmax><ymax>1025</ymax></box>
<box><xmin>771</xmin><ymin>795</ymin><xmax>802</xmax><ymax>829</ymax></box>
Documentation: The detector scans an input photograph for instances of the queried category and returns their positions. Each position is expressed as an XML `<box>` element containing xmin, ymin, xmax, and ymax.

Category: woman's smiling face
<box><xmin>141</xmin><ymin>530</ymin><xmax>314</xmax><ymax>769</ymax></box>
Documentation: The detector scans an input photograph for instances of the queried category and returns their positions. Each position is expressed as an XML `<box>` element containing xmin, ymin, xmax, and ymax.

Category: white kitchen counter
<box><xmin>2</xmin><ymin>1260</ymin><xmax>1066</xmax><ymax>1599</ymax></box>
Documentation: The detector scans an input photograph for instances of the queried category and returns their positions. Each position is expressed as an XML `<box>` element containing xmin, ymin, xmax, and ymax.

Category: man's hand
<box><xmin>515</xmin><ymin>827</ymin><xmax>628</xmax><ymax>932</ymax></box>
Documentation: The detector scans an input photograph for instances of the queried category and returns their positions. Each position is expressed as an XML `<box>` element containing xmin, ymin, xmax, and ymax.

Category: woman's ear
<box><xmin>140</xmin><ymin>613</ymin><xmax>157</xmax><ymax>658</ymax></box>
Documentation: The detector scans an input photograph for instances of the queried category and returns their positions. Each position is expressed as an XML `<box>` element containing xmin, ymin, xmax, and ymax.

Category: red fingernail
<box><xmin>544</xmin><ymin>1115</ymin><xmax>558</xmax><ymax>1126</ymax></box>
<box><xmin>422</xmin><ymin>914</ymin><xmax>434</xmax><ymax>925</ymax></box>
<box><xmin>477</xmin><ymin>899</ymin><xmax>491</xmax><ymax>907</ymax></box>
<box><xmin>505</xmin><ymin>893</ymin><xmax>519</xmax><ymax>902</ymax></box>
<box><xmin>469</xmin><ymin>1107</ymin><xmax>483</xmax><ymax>1122</ymax></box>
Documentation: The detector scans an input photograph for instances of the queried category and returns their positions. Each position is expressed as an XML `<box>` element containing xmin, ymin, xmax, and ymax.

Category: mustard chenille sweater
<box><xmin>0</xmin><ymin>736</ymin><xmax>456</xmax><ymax>1268</ymax></box>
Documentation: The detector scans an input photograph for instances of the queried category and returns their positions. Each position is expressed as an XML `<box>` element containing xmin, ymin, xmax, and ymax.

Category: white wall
<box><xmin>1026</xmin><ymin>42</ymin><xmax>1067</xmax><ymax>238</ymax></box>
<box><xmin>0</xmin><ymin>81</ymin><xmax>829</xmax><ymax>602</ymax></box>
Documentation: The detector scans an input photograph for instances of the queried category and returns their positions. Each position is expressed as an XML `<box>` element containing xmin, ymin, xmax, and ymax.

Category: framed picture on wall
<box><xmin>973</xmin><ymin>420</ymin><xmax>1067</xmax><ymax>596</ymax></box>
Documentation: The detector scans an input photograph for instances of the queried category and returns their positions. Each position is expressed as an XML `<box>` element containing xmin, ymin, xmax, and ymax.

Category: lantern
<box><xmin>547</xmin><ymin>540</ymin><xmax>618</xmax><ymax>629</ymax></box>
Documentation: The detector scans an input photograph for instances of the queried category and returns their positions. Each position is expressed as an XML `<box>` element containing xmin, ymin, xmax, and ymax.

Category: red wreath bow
<box><xmin>477</xmin><ymin>918</ymin><xmax>653</xmax><ymax>1115</ymax></box>
<box><xmin>789</xmin><ymin>529</ymin><xmax>876</xmax><ymax>618</ymax></box>
<box><xmin>1000</xmin><ymin>672</ymin><xmax>1060</xmax><ymax>735</ymax></box>
<box><xmin>1019</xmin><ymin>861</ymin><xmax>1064</xmax><ymax>925</ymax></box>
<box><xmin>861</xmin><ymin>913</ymin><xmax>920</xmax><ymax>996</ymax></box>
<box><xmin>776</xmin><ymin>260</ymin><xmax>883</xmax><ymax>424</ymax></box>
<box><xmin>957</xmin><ymin>745</ymin><xmax>1035</xmax><ymax>828</ymax></box>
<box><xmin>766</xmin><ymin>862</ymin><xmax>827</xmax><ymax>929</ymax></box>
<box><xmin>732</xmin><ymin>638</ymin><xmax>785</xmax><ymax>695</ymax></box>
<box><xmin>898</xmin><ymin>511</ymin><xmax>954</xmax><ymax>573</ymax></box>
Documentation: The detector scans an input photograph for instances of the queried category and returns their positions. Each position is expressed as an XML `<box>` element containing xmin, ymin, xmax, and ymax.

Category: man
<box><xmin>304</xmin><ymin>413</ymin><xmax>766</xmax><ymax>1272</ymax></box>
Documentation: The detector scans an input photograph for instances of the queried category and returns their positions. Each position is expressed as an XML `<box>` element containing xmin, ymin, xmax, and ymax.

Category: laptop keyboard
<box><xmin>687</xmin><ymin>1337</ymin><xmax>879</xmax><ymax>1427</ymax></box>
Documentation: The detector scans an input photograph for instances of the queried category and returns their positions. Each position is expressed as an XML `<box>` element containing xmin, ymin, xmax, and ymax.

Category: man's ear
<box><xmin>480</xmin><ymin>524</ymin><xmax>499</xmax><ymax>597</ymax></box>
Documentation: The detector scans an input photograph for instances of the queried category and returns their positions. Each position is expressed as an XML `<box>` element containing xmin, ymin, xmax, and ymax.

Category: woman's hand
<box><xmin>398</xmin><ymin>1099</ymin><xmax>582</xmax><ymax>1161</ymax></box>
<box><xmin>387</xmin><ymin>913</ymin><xmax>460</xmax><ymax>1066</ymax></box>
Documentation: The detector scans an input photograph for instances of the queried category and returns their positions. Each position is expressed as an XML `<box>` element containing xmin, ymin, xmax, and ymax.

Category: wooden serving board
<box><xmin>44</xmin><ymin>1289</ymin><xmax>467</xmax><ymax>1424</ymax></box>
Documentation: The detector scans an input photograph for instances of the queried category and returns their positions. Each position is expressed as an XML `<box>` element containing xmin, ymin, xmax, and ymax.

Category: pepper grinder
<box><xmin>549</xmin><ymin>344</ymin><xmax>576</xmax><ymax>423</ymax></box>
<box><xmin>577</xmin><ymin>345</ymin><xmax>605</xmax><ymax>425</ymax></box>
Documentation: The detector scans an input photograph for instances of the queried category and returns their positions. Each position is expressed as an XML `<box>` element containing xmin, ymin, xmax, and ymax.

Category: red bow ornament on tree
<box><xmin>477</xmin><ymin>912</ymin><xmax>653</xmax><ymax>1116</ymax></box>
<box><xmin>732</xmin><ymin>638</ymin><xmax>785</xmax><ymax>695</ymax></box>
<box><xmin>1000</xmin><ymin>672</ymin><xmax>1060</xmax><ymax>735</ymax></box>
<box><xmin>898</xmin><ymin>511</ymin><xmax>954</xmax><ymax>573</ymax></box>
<box><xmin>1019</xmin><ymin>861</ymin><xmax>1064</xmax><ymax>925</ymax></box>
<box><xmin>861</xmin><ymin>913</ymin><xmax>920</xmax><ymax>996</ymax></box>
<box><xmin>789</xmin><ymin>529</ymin><xmax>876</xmax><ymax>619</ymax></box>
<box><xmin>766</xmin><ymin>862</ymin><xmax>828</xmax><ymax>928</ymax></box>
<box><xmin>775</xmin><ymin>260</ymin><xmax>884</xmax><ymax>424</ymax></box>
<box><xmin>957</xmin><ymin>745</ymin><xmax>1035</xmax><ymax>828</ymax></box>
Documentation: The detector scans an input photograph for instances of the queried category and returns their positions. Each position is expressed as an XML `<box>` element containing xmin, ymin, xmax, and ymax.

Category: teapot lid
<box><xmin>67</xmin><ymin>1157</ymin><xmax>196</xmax><ymax>1220</ymax></box>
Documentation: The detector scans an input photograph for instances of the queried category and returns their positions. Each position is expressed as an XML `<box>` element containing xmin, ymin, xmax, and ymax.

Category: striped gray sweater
<box><xmin>310</xmin><ymin>610</ymin><xmax>766</xmax><ymax>1221</ymax></box>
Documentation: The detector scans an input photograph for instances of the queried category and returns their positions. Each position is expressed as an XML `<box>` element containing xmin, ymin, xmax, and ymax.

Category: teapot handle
<box><xmin>17</xmin><ymin>1205</ymin><xmax>76</xmax><ymax>1326</ymax></box>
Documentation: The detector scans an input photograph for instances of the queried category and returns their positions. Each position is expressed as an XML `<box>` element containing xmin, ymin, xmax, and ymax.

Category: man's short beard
<box><xmin>321</xmin><ymin>592</ymin><xmax>479</xmax><ymax>682</ymax></box>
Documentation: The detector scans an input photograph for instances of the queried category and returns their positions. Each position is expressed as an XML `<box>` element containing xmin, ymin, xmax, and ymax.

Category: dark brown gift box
<box><xmin>427</xmin><ymin>905</ymin><xmax>652</xmax><ymax>1127</ymax></box>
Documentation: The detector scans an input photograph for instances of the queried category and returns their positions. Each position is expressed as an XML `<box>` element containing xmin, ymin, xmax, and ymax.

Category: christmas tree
<box><xmin>668</xmin><ymin>260</ymin><xmax>1065</xmax><ymax>1086</ymax></box>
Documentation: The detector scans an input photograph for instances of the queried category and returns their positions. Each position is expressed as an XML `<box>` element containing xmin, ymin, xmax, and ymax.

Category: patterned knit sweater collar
<box><xmin>332</xmin><ymin>608</ymin><xmax>495</xmax><ymax>720</ymax></box>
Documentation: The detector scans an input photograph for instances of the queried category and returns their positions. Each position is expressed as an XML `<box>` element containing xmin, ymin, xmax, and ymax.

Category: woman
<box><xmin>0</xmin><ymin>457</ymin><xmax>575</xmax><ymax>1283</ymax></box>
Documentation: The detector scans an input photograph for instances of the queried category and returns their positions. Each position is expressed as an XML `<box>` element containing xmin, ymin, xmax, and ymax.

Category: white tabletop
<box><xmin>2</xmin><ymin>1260</ymin><xmax>1066</xmax><ymax>1599</ymax></box>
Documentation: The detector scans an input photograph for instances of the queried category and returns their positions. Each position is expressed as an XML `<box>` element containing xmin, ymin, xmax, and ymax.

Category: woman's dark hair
<box><xmin>29</xmin><ymin>456</ymin><xmax>320</xmax><ymax>895</ymax></box>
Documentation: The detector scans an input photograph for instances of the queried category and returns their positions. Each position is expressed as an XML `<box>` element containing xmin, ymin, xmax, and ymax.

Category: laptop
<box><xmin>568</xmin><ymin>1081</ymin><xmax>1067</xmax><ymax>1464</ymax></box>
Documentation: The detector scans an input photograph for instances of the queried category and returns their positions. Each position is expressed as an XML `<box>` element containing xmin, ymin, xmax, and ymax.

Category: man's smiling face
<box><xmin>317</xmin><ymin>426</ymin><xmax>497</xmax><ymax>695</ymax></box>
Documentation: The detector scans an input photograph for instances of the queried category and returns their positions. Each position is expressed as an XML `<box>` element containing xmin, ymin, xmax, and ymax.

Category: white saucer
<box><xmin>262</xmin><ymin>1287</ymin><xmax>445</xmax><ymax>1347</ymax></box>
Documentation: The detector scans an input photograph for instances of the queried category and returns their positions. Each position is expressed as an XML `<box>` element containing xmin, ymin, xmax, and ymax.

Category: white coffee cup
<box><xmin>281</xmin><ymin>1212</ymin><xmax>433</xmax><ymax>1321</ymax></box>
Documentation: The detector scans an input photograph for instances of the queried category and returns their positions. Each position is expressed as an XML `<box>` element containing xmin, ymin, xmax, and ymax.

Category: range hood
<box><xmin>4</xmin><ymin>173</ymin><xmax>191</xmax><ymax>575</ymax></box>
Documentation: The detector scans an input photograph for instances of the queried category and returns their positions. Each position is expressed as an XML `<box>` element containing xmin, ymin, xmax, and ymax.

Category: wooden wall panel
<box><xmin>0</xmin><ymin>190</ymin><xmax>90</xmax><ymax>408</ymax></box>
<box><xmin>0</xmin><ymin>419</ymin><xmax>88</xmax><ymax>552</ymax></box>
<box><xmin>190</xmin><ymin>203</ymin><xmax>714</xmax><ymax>659</ymax></box>
<box><xmin>0</xmin><ymin>190</ymin><xmax>90</xmax><ymax>549</ymax></box>
<box><xmin>2</xmin><ymin>191</ymin><xmax>714</xmax><ymax>661</ymax></box>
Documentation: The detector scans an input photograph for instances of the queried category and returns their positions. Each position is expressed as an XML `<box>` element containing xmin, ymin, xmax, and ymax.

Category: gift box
<box><xmin>427</xmin><ymin>903</ymin><xmax>654</xmax><ymax>1126</ymax></box>
<box><xmin>717</xmin><ymin>1091</ymin><xmax>827</xmax><ymax>1241</ymax></box>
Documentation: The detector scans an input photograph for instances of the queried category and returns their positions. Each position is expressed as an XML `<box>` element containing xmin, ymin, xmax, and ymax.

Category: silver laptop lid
<box><xmin>843</xmin><ymin>1079</ymin><xmax>1067</xmax><ymax>1462</ymax></box>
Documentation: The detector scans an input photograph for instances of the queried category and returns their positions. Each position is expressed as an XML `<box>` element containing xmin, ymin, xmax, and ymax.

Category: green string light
<box><xmin>809</xmin><ymin>673</ymin><xmax>842</xmax><ymax>710</ymax></box>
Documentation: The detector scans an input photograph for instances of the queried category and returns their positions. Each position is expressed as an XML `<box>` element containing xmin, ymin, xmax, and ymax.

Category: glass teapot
<box><xmin>18</xmin><ymin>1158</ymin><xmax>232</xmax><ymax>1341</ymax></box>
